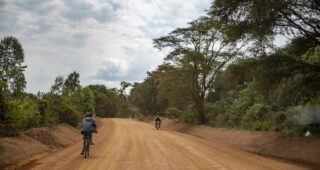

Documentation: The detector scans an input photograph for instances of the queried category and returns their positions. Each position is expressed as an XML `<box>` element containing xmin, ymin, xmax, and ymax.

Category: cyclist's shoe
<box><xmin>80</xmin><ymin>152</ymin><xmax>84</xmax><ymax>155</ymax></box>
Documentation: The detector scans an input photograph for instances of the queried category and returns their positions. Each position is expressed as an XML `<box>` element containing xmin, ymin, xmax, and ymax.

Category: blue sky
<box><xmin>0</xmin><ymin>0</ymin><xmax>211</xmax><ymax>93</ymax></box>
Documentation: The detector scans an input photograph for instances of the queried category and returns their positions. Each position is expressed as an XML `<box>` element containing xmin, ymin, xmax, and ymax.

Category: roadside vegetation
<box><xmin>0</xmin><ymin>36</ymin><xmax>130</xmax><ymax>136</ymax></box>
<box><xmin>129</xmin><ymin>0</ymin><xmax>320</xmax><ymax>135</ymax></box>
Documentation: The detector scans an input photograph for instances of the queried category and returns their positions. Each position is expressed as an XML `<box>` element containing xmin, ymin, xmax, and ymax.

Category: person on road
<box><xmin>155</xmin><ymin>116</ymin><xmax>161</xmax><ymax>123</ymax></box>
<box><xmin>154</xmin><ymin>115</ymin><xmax>161</xmax><ymax>129</ymax></box>
<box><xmin>80</xmin><ymin>113</ymin><xmax>97</xmax><ymax>155</ymax></box>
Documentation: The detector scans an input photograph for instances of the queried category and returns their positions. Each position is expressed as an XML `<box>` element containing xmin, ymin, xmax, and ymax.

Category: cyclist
<box><xmin>80</xmin><ymin>113</ymin><xmax>97</xmax><ymax>155</ymax></box>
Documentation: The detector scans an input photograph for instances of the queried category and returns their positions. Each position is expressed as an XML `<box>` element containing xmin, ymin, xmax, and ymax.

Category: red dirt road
<box><xmin>25</xmin><ymin>118</ymin><xmax>307</xmax><ymax>170</ymax></box>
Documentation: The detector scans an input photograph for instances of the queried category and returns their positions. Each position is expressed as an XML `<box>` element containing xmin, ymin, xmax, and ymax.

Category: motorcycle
<box><xmin>155</xmin><ymin>121</ymin><xmax>161</xmax><ymax>130</ymax></box>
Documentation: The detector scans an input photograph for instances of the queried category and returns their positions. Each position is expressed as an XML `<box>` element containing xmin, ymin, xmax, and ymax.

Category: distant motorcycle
<box><xmin>155</xmin><ymin>121</ymin><xmax>161</xmax><ymax>130</ymax></box>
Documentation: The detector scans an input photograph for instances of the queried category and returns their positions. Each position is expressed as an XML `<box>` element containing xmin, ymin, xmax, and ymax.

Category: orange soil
<box><xmin>13</xmin><ymin>119</ymin><xmax>310</xmax><ymax>170</ymax></box>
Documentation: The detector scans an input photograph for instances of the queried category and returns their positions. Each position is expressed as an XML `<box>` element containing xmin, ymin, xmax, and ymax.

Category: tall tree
<box><xmin>78</xmin><ymin>87</ymin><xmax>95</xmax><ymax>113</ymax></box>
<box><xmin>51</xmin><ymin>76</ymin><xmax>64</xmax><ymax>94</ymax></box>
<box><xmin>63</xmin><ymin>71</ymin><xmax>81</xmax><ymax>96</ymax></box>
<box><xmin>0</xmin><ymin>36</ymin><xmax>26</xmax><ymax>96</ymax></box>
<box><xmin>129</xmin><ymin>64</ymin><xmax>194</xmax><ymax>116</ymax></box>
<box><xmin>119</xmin><ymin>81</ymin><xmax>131</xmax><ymax>96</ymax></box>
<box><xmin>129</xmin><ymin>72</ymin><xmax>159</xmax><ymax>115</ymax></box>
<box><xmin>153</xmin><ymin>64</ymin><xmax>193</xmax><ymax>111</ymax></box>
<box><xmin>89</xmin><ymin>84</ymin><xmax>124</xmax><ymax>117</ymax></box>
<box><xmin>154</xmin><ymin>18</ymin><xmax>246</xmax><ymax>124</ymax></box>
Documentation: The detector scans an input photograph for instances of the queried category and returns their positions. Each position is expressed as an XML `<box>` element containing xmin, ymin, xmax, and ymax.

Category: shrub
<box><xmin>241</xmin><ymin>103</ymin><xmax>271</xmax><ymax>129</ymax></box>
<box><xmin>6</xmin><ymin>99</ymin><xmax>24</xmax><ymax>125</ymax></box>
<box><xmin>6</xmin><ymin>97</ymin><xmax>41</xmax><ymax>130</ymax></box>
<box><xmin>19</xmin><ymin>98</ymin><xmax>41</xmax><ymax>129</ymax></box>
<box><xmin>164</xmin><ymin>107</ymin><xmax>182</xmax><ymax>120</ymax></box>
<box><xmin>128</xmin><ymin>107</ymin><xmax>143</xmax><ymax>119</ymax></box>
<box><xmin>57</xmin><ymin>104</ymin><xmax>81</xmax><ymax>127</ymax></box>
<box><xmin>43</xmin><ymin>94</ymin><xmax>81</xmax><ymax>127</ymax></box>
<box><xmin>251</xmin><ymin>121</ymin><xmax>273</xmax><ymax>131</ymax></box>
<box><xmin>270</xmin><ymin>111</ymin><xmax>288</xmax><ymax>131</ymax></box>
<box><xmin>205</xmin><ymin>102</ymin><xmax>226</xmax><ymax>127</ymax></box>
<box><xmin>181</xmin><ymin>110</ymin><xmax>198</xmax><ymax>124</ymax></box>
<box><xmin>0</xmin><ymin>124</ymin><xmax>19</xmax><ymax>137</ymax></box>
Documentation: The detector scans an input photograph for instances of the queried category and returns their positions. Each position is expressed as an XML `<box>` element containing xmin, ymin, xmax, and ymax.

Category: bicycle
<box><xmin>82</xmin><ymin>133</ymin><xmax>91</xmax><ymax>158</ymax></box>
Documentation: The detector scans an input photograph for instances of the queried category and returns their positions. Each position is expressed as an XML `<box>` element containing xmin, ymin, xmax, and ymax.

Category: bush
<box><xmin>164</xmin><ymin>107</ymin><xmax>197</xmax><ymax>124</ymax></box>
<box><xmin>128</xmin><ymin>107</ymin><xmax>143</xmax><ymax>119</ymax></box>
<box><xmin>270</xmin><ymin>111</ymin><xmax>288</xmax><ymax>131</ymax></box>
<box><xmin>43</xmin><ymin>94</ymin><xmax>81</xmax><ymax>127</ymax></box>
<box><xmin>182</xmin><ymin>111</ymin><xmax>198</xmax><ymax>124</ymax></box>
<box><xmin>164</xmin><ymin>107</ymin><xmax>182</xmax><ymax>120</ymax></box>
<box><xmin>205</xmin><ymin>102</ymin><xmax>226</xmax><ymax>127</ymax></box>
<box><xmin>241</xmin><ymin>103</ymin><xmax>271</xmax><ymax>129</ymax></box>
<box><xmin>6</xmin><ymin>97</ymin><xmax>41</xmax><ymax>130</ymax></box>
<box><xmin>19</xmin><ymin>98</ymin><xmax>41</xmax><ymax>129</ymax></box>
<box><xmin>251</xmin><ymin>121</ymin><xmax>273</xmax><ymax>131</ymax></box>
<box><xmin>0</xmin><ymin>124</ymin><xmax>19</xmax><ymax>137</ymax></box>
<box><xmin>57</xmin><ymin>104</ymin><xmax>81</xmax><ymax>127</ymax></box>
<box><xmin>6</xmin><ymin>99</ymin><xmax>23</xmax><ymax>125</ymax></box>
<box><xmin>42</xmin><ymin>111</ymin><xmax>57</xmax><ymax>126</ymax></box>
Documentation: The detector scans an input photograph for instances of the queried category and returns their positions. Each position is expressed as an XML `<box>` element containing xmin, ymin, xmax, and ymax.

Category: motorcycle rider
<box><xmin>80</xmin><ymin>113</ymin><xmax>97</xmax><ymax>155</ymax></box>
<box><xmin>154</xmin><ymin>115</ymin><xmax>161</xmax><ymax>129</ymax></box>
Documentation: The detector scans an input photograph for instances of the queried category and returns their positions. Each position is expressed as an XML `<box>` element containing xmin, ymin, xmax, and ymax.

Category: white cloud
<box><xmin>0</xmin><ymin>0</ymin><xmax>211</xmax><ymax>93</ymax></box>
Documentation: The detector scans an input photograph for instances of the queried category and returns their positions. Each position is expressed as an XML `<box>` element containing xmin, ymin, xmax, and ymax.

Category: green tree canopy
<box><xmin>0</xmin><ymin>36</ymin><xmax>26</xmax><ymax>96</ymax></box>
<box><xmin>63</xmin><ymin>71</ymin><xmax>81</xmax><ymax>96</ymax></box>
<box><xmin>209</xmin><ymin>0</ymin><xmax>320</xmax><ymax>45</ymax></box>
<box><xmin>51</xmin><ymin>76</ymin><xmax>64</xmax><ymax>95</ymax></box>
<box><xmin>154</xmin><ymin>18</ymin><xmax>246</xmax><ymax>124</ymax></box>
<box><xmin>129</xmin><ymin>75</ymin><xmax>158</xmax><ymax>115</ymax></box>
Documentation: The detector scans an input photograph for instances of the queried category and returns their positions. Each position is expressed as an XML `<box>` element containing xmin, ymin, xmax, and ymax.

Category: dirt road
<box><xmin>25</xmin><ymin>119</ymin><xmax>307</xmax><ymax>170</ymax></box>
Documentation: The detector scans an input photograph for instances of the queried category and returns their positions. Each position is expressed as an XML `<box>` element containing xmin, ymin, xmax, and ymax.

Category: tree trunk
<box><xmin>197</xmin><ymin>94</ymin><xmax>205</xmax><ymax>124</ymax></box>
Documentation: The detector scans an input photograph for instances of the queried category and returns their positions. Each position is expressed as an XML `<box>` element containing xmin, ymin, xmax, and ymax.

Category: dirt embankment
<box><xmin>0</xmin><ymin>123</ymin><xmax>81</xmax><ymax>168</ymax></box>
<box><xmin>141</xmin><ymin>117</ymin><xmax>320</xmax><ymax>169</ymax></box>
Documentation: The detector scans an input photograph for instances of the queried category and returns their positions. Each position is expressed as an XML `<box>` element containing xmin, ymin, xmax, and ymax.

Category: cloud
<box><xmin>60</xmin><ymin>0</ymin><xmax>116</xmax><ymax>23</ymax></box>
<box><xmin>95</xmin><ymin>43</ymin><xmax>162</xmax><ymax>81</ymax></box>
<box><xmin>96</xmin><ymin>58</ymin><xmax>129</xmax><ymax>80</ymax></box>
<box><xmin>0</xmin><ymin>0</ymin><xmax>211</xmax><ymax>93</ymax></box>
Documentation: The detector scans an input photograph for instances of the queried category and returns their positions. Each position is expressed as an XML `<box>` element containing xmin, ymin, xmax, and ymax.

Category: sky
<box><xmin>0</xmin><ymin>0</ymin><xmax>211</xmax><ymax>93</ymax></box>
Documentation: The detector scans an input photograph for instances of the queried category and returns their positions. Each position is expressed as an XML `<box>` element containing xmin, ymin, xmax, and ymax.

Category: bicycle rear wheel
<box><xmin>84</xmin><ymin>138</ymin><xmax>90</xmax><ymax>158</ymax></box>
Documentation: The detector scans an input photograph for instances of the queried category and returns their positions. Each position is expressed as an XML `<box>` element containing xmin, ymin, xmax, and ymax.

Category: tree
<box><xmin>209</xmin><ymin>0</ymin><xmax>320</xmax><ymax>44</ymax></box>
<box><xmin>119</xmin><ymin>81</ymin><xmax>131</xmax><ymax>96</ymax></box>
<box><xmin>153</xmin><ymin>64</ymin><xmax>193</xmax><ymax>111</ymax></box>
<box><xmin>88</xmin><ymin>85</ymin><xmax>125</xmax><ymax>117</ymax></box>
<box><xmin>129</xmin><ymin>75</ymin><xmax>158</xmax><ymax>115</ymax></box>
<box><xmin>129</xmin><ymin>64</ymin><xmax>194</xmax><ymax>118</ymax></box>
<box><xmin>51</xmin><ymin>76</ymin><xmax>64</xmax><ymax>94</ymax></box>
<box><xmin>0</xmin><ymin>36</ymin><xmax>26</xmax><ymax>96</ymax></box>
<box><xmin>78</xmin><ymin>87</ymin><xmax>95</xmax><ymax>113</ymax></box>
<box><xmin>154</xmin><ymin>18</ymin><xmax>246</xmax><ymax>124</ymax></box>
<box><xmin>0</xmin><ymin>91</ymin><xmax>7</xmax><ymax>123</ymax></box>
<box><xmin>63</xmin><ymin>71</ymin><xmax>81</xmax><ymax>96</ymax></box>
